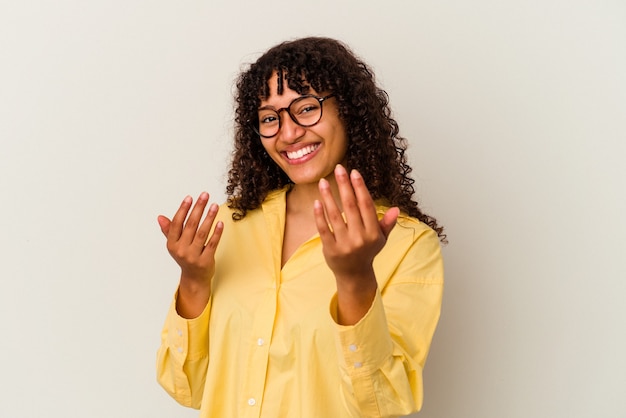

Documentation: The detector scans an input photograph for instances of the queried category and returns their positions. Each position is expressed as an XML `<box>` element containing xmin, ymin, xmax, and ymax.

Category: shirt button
<box><xmin>247</xmin><ymin>398</ymin><xmax>256</xmax><ymax>406</ymax></box>
<box><xmin>349</xmin><ymin>344</ymin><xmax>358</xmax><ymax>352</ymax></box>
<box><xmin>176</xmin><ymin>328</ymin><xmax>183</xmax><ymax>336</ymax></box>
<box><xmin>354</xmin><ymin>362</ymin><xmax>363</xmax><ymax>369</ymax></box>
<box><xmin>257</xmin><ymin>338</ymin><xmax>265</xmax><ymax>346</ymax></box>
<box><xmin>177</xmin><ymin>347</ymin><xmax>183</xmax><ymax>353</ymax></box>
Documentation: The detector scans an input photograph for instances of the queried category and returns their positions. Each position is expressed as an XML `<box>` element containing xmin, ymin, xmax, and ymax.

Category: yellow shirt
<box><xmin>156</xmin><ymin>187</ymin><xmax>444</xmax><ymax>418</ymax></box>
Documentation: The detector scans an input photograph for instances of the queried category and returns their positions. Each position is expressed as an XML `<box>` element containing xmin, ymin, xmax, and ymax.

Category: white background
<box><xmin>1</xmin><ymin>1</ymin><xmax>625</xmax><ymax>417</ymax></box>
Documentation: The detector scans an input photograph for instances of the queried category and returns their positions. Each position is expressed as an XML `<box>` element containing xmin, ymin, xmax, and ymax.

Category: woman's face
<box><xmin>257</xmin><ymin>73</ymin><xmax>348</xmax><ymax>186</ymax></box>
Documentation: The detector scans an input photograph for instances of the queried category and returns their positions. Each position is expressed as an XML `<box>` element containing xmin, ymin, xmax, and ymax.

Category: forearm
<box><xmin>334</xmin><ymin>267</ymin><xmax>378</xmax><ymax>325</ymax></box>
<box><xmin>176</xmin><ymin>275</ymin><xmax>211</xmax><ymax>319</ymax></box>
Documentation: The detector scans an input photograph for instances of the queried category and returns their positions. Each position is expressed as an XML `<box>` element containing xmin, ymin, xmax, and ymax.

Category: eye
<box><xmin>261</xmin><ymin>115</ymin><xmax>276</xmax><ymax>124</ymax></box>
<box><xmin>300</xmin><ymin>104</ymin><xmax>318</xmax><ymax>114</ymax></box>
<box><xmin>258</xmin><ymin>112</ymin><xmax>279</xmax><ymax>125</ymax></box>
<box><xmin>293</xmin><ymin>100</ymin><xmax>321</xmax><ymax>116</ymax></box>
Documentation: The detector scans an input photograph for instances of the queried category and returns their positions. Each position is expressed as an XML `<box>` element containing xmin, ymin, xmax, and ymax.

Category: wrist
<box><xmin>176</xmin><ymin>275</ymin><xmax>211</xmax><ymax>319</ymax></box>
<box><xmin>334</xmin><ymin>269</ymin><xmax>378</xmax><ymax>325</ymax></box>
<box><xmin>334</xmin><ymin>265</ymin><xmax>377</xmax><ymax>293</ymax></box>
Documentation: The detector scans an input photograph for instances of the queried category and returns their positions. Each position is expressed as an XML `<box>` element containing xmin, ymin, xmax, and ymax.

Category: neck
<box><xmin>286</xmin><ymin>175</ymin><xmax>342</xmax><ymax>215</ymax></box>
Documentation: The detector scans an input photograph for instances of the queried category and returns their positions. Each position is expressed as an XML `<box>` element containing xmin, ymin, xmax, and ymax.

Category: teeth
<box><xmin>286</xmin><ymin>144</ymin><xmax>318</xmax><ymax>160</ymax></box>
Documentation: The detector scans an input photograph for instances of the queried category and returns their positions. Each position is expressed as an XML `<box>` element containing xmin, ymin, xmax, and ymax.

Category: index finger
<box><xmin>168</xmin><ymin>195</ymin><xmax>193</xmax><ymax>241</ymax></box>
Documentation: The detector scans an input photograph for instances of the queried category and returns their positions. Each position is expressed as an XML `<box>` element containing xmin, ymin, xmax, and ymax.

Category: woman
<box><xmin>156</xmin><ymin>37</ymin><xmax>445</xmax><ymax>418</ymax></box>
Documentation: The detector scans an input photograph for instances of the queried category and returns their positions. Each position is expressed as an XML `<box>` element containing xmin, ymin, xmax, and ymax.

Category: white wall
<box><xmin>1</xmin><ymin>1</ymin><xmax>624</xmax><ymax>417</ymax></box>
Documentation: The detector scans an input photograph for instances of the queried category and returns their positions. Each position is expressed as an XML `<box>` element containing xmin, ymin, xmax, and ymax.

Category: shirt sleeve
<box><xmin>156</xmin><ymin>291</ymin><xmax>211</xmax><ymax>409</ymax></box>
<box><xmin>329</xmin><ymin>225</ymin><xmax>444</xmax><ymax>417</ymax></box>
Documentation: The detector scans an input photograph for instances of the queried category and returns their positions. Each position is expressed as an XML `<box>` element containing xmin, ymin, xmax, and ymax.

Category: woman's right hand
<box><xmin>157</xmin><ymin>192</ymin><xmax>224</xmax><ymax>318</ymax></box>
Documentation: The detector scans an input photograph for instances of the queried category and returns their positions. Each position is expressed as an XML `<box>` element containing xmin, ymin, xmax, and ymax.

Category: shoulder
<box><xmin>374</xmin><ymin>202</ymin><xmax>438</xmax><ymax>245</ymax></box>
<box><xmin>373</xmin><ymin>203</ymin><xmax>443</xmax><ymax>286</ymax></box>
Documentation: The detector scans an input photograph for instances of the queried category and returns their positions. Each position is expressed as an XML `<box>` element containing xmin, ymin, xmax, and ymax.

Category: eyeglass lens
<box><xmin>256</xmin><ymin>96</ymin><xmax>325</xmax><ymax>138</ymax></box>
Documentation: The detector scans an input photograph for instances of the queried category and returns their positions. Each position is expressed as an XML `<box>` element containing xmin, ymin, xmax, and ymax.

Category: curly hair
<box><xmin>226</xmin><ymin>37</ymin><xmax>445</xmax><ymax>241</ymax></box>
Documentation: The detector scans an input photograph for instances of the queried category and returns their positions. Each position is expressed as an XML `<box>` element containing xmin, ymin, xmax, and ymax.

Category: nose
<box><xmin>277</xmin><ymin>110</ymin><xmax>306</xmax><ymax>143</ymax></box>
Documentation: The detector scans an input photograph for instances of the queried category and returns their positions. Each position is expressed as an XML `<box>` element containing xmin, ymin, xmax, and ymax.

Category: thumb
<box><xmin>379</xmin><ymin>207</ymin><xmax>399</xmax><ymax>239</ymax></box>
<box><xmin>157</xmin><ymin>215</ymin><xmax>171</xmax><ymax>237</ymax></box>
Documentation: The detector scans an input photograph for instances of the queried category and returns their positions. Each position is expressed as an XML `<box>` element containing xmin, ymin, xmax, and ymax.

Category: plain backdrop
<box><xmin>1</xmin><ymin>1</ymin><xmax>625</xmax><ymax>417</ymax></box>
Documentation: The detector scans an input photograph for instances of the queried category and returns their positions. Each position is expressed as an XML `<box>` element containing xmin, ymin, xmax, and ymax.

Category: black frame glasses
<box><xmin>252</xmin><ymin>94</ymin><xmax>335</xmax><ymax>138</ymax></box>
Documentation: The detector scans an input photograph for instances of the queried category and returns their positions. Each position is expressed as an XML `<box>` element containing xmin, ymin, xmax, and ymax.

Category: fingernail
<box><xmin>199</xmin><ymin>191</ymin><xmax>209</xmax><ymax>200</ymax></box>
<box><xmin>351</xmin><ymin>169</ymin><xmax>362</xmax><ymax>179</ymax></box>
<box><xmin>319</xmin><ymin>178</ymin><xmax>329</xmax><ymax>188</ymax></box>
<box><xmin>183</xmin><ymin>195</ymin><xmax>192</xmax><ymax>204</ymax></box>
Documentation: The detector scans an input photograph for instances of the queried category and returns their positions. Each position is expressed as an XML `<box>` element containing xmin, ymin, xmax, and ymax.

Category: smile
<box><xmin>285</xmin><ymin>144</ymin><xmax>319</xmax><ymax>160</ymax></box>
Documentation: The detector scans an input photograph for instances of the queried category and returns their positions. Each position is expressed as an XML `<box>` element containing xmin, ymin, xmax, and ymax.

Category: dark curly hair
<box><xmin>226</xmin><ymin>37</ymin><xmax>445</xmax><ymax>241</ymax></box>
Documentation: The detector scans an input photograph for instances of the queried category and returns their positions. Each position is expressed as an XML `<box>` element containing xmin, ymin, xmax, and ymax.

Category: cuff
<box><xmin>164</xmin><ymin>291</ymin><xmax>211</xmax><ymax>362</ymax></box>
<box><xmin>330</xmin><ymin>289</ymin><xmax>394</xmax><ymax>376</ymax></box>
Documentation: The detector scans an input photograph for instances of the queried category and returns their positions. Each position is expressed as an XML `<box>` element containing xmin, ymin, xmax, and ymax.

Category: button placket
<box><xmin>241</xmin><ymin>286</ymin><xmax>276</xmax><ymax>417</ymax></box>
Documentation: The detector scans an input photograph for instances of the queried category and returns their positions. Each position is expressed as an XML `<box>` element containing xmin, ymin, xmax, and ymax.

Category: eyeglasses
<box><xmin>253</xmin><ymin>94</ymin><xmax>335</xmax><ymax>138</ymax></box>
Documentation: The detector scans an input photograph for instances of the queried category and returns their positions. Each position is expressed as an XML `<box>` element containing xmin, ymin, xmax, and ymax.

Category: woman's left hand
<box><xmin>314</xmin><ymin>164</ymin><xmax>399</xmax><ymax>323</ymax></box>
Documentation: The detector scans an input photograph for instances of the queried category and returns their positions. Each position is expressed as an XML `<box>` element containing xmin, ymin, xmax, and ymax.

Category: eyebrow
<box><xmin>257</xmin><ymin>96</ymin><xmax>300</xmax><ymax>112</ymax></box>
<box><xmin>257</xmin><ymin>102</ymin><xmax>291</xmax><ymax>112</ymax></box>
